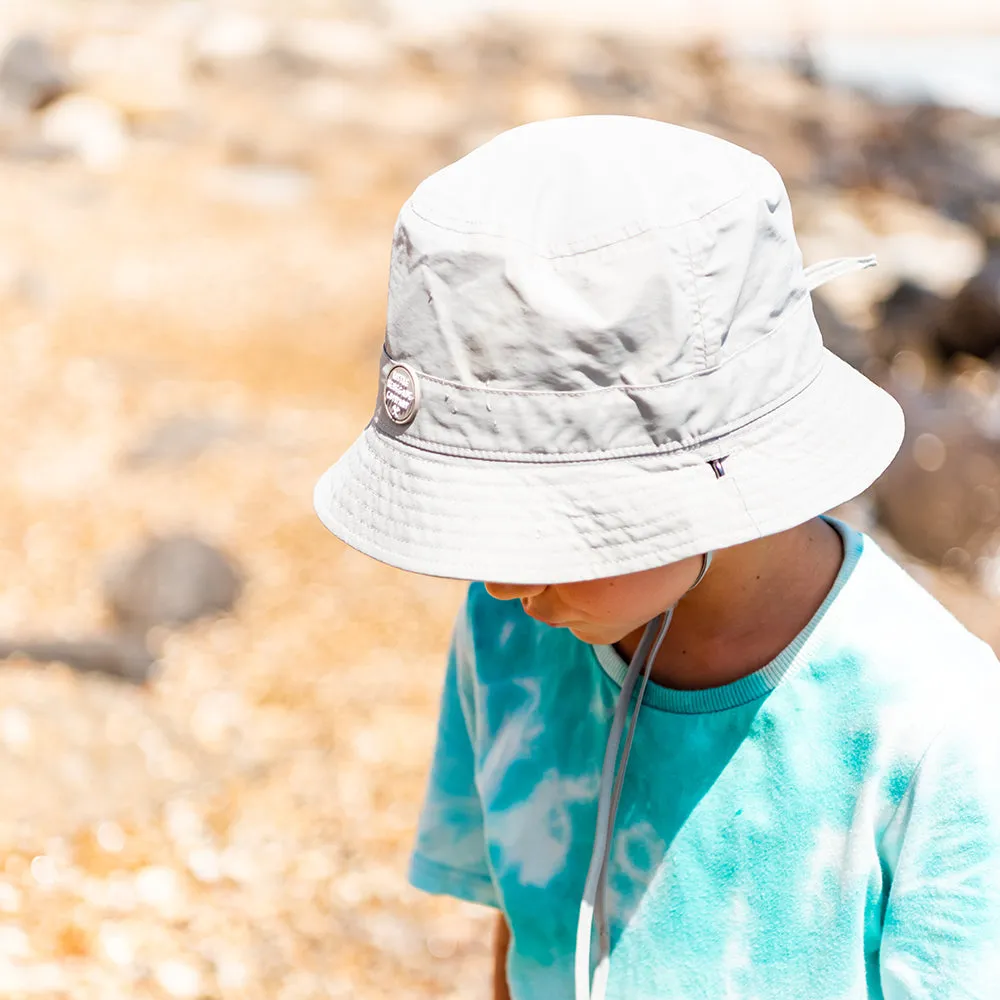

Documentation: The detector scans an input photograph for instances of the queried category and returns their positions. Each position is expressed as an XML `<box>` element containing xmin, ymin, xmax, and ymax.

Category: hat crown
<box><xmin>386</xmin><ymin>116</ymin><xmax>811</xmax><ymax>393</ymax></box>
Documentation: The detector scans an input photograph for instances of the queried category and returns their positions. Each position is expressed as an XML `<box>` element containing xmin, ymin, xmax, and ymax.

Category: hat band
<box><xmin>373</xmin><ymin>295</ymin><xmax>824</xmax><ymax>464</ymax></box>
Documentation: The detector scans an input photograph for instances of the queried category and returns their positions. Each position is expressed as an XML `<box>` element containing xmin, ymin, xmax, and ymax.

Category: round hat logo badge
<box><xmin>383</xmin><ymin>364</ymin><xmax>420</xmax><ymax>426</ymax></box>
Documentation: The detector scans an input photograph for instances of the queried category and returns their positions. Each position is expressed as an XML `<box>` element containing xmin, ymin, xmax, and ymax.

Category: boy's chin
<box><xmin>566</xmin><ymin>622</ymin><xmax>626</xmax><ymax>646</ymax></box>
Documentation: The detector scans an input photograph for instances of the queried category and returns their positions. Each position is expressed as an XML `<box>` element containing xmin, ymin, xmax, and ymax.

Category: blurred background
<box><xmin>0</xmin><ymin>1</ymin><xmax>999</xmax><ymax>997</ymax></box>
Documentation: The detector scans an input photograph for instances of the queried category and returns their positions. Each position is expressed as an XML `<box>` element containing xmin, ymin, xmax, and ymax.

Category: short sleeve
<box><xmin>879</xmin><ymin>687</ymin><xmax>1000</xmax><ymax>999</ymax></box>
<box><xmin>408</xmin><ymin>597</ymin><xmax>499</xmax><ymax>908</ymax></box>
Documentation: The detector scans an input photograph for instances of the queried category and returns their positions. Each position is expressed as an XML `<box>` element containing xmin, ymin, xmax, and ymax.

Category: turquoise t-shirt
<box><xmin>408</xmin><ymin>520</ymin><xmax>1000</xmax><ymax>999</ymax></box>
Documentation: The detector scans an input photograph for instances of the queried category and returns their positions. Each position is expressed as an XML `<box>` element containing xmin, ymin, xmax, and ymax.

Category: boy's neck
<box><xmin>614</xmin><ymin>517</ymin><xmax>844</xmax><ymax>691</ymax></box>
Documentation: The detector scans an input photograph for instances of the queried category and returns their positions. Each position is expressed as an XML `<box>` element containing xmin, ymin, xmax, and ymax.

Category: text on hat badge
<box><xmin>383</xmin><ymin>364</ymin><xmax>420</xmax><ymax>425</ymax></box>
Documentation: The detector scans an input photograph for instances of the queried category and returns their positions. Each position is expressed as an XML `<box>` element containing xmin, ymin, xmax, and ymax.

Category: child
<box><xmin>313</xmin><ymin>116</ymin><xmax>1000</xmax><ymax>999</ymax></box>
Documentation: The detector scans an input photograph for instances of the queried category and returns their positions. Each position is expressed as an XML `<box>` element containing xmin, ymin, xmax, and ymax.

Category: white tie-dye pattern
<box><xmin>491</xmin><ymin>768</ymin><xmax>599</xmax><ymax>886</ymax></box>
<box><xmin>417</xmin><ymin>798</ymin><xmax>494</xmax><ymax>873</ymax></box>
<box><xmin>802</xmin><ymin>822</ymin><xmax>850</xmax><ymax>922</ymax></box>
<box><xmin>720</xmin><ymin>895</ymin><xmax>752</xmax><ymax>1000</ymax></box>
<box><xmin>803</xmin><ymin>815</ymin><xmax>877</xmax><ymax>926</ymax></box>
<box><xmin>605</xmin><ymin>822</ymin><xmax>666</xmax><ymax>927</ymax></box>
<box><xmin>499</xmin><ymin>620</ymin><xmax>516</xmax><ymax>647</ymax></box>
<box><xmin>588</xmin><ymin>684</ymin><xmax>614</xmax><ymax>724</ymax></box>
<box><xmin>478</xmin><ymin>678</ymin><xmax>544</xmax><ymax>803</ymax></box>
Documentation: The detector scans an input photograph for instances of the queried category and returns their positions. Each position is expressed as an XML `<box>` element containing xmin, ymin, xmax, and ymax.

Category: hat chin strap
<box><xmin>575</xmin><ymin>551</ymin><xmax>711</xmax><ymax>1000</ymax></box>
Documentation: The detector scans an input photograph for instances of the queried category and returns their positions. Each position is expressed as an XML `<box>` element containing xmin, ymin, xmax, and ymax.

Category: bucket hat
<box><xmin>313</xmin><ymin>115</ymin><xmax>904</xmax><ymax>584</ymax></box>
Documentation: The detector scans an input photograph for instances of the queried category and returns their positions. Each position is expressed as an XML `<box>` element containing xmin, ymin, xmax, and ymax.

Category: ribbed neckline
<box><xmin>589</xmin><ymin>516</ymin><xmax>864</xmax><ymax>714</ymax></box>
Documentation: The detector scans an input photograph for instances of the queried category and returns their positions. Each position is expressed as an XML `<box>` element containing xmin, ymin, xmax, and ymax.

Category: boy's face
<box><xmin>483</xmin><ymin>555</ymin><xmax>705</xmax><ymax>646</ymax></box>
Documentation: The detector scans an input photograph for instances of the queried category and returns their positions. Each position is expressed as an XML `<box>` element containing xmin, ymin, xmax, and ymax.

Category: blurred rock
<box><xmin>0</xmin><ymin>635</ymin><xmax>155</xmax><ymax>683</ymax></box>
<box><xmin>873</xmin><ymin>279</ymin><xmax>946</xmax><ymax>359</ymax></box>
<box><xmin>811</xmin><ymin>293</ymin><xmax>870</xmax><ymax>371</ymax></box>
<box><xmin>276</xmin><ymin>19</ymin><xmax>395</xmax><ymax>76</ymax></box>
<box><xmin>69</xmin><ymin>33</ymin><xmax>190</xmax><ymax>121</ymax></box>
<box><xmin>40</xmin><ymin>94</ymin><xmax>127</xmax><ymax>171</ymax></box>
<box><xmin>123</xmin><ymin>416</ymin><xmax>245</xmax><ymax>468</ymax></box>
<box><xmin>934</xmin><ymin>244</ymin><xmax>1000</xmax><ymax>362</ymax></box>
<box><xmin>873</xmin><ymin>378</ymin><xmax>1000</xmax><ymax>590</ymax></box>
<box><xmin>0</xmin><ymin>35</ymin><xmax>71</xmax><ymax>111</ymax></box>
<box><xmin>202</xmin><ymin>163</ymin><xmax>313</xmax><ymax>209</ymax></box>
<box><xmin>194</xmin><ymin>12</ymin><xmax>273</xmax><ymax>67</ymax></box>
<box><xmin>104</xmin><ymin>536</ymin><xmax>243</xmax><ymax>633</ymax></box>
<box><xmin>854</xmin><ymin>105</ymin><xmax>1000</xmax><ymax>226</ymax></box>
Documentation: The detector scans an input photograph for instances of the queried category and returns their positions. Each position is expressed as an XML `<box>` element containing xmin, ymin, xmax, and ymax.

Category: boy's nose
<box><xmin>483</xmin><ymin>582</ymin><xmax>547</xmax><ymax>601</ymax></box>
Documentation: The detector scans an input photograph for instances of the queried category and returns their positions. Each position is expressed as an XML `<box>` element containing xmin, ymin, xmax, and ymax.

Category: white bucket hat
<box><xmin>313</xmin><ymin>115</ymin><xmax>904</xmax><ymax>584</ymax></box>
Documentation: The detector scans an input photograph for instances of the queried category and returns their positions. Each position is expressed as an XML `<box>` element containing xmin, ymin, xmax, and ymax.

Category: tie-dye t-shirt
<box><xmin>408</xmin><ymin>519</ymin><xmax>1000</xmax><ymax>999</ymax></box>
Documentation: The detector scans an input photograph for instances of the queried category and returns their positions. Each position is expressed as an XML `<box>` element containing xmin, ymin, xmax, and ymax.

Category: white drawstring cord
<box><xmin>575</xmin><ymin>551</ymin><xmax>712</xmax><ymax>1000</ymax></box>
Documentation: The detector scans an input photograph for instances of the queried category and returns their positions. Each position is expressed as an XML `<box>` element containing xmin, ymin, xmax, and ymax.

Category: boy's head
<box><xmin>314</xmin><ymin>116</ymin><xmax>903</xmax><ymax>590</ymax></box>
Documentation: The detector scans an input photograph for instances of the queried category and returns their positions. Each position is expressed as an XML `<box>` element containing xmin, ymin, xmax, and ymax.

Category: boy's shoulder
<box><xmin>817</xmin><ymin>526</ymin><xmax>1000</xmax><ymax>715</ymax></box>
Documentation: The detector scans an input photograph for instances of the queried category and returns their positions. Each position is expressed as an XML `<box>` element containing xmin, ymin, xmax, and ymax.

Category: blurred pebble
<box><xmin>190</xmin><ymin>690</ymin><xmax>241</xmax><ymax>748</ymax></box>
<box><xmin>203</xmin><ymin>163</ymin><xmax>313</xmax><ymax>209</ymax></box>
<box><xmin>165</xmin><ymin>799</ymin><xmax>205</xmax><ymax>846</ymax></box>
<box><xmin>0</xmin><ymin>884</ymin><xmax>19</xmax><ymax>913</ymax></box>
<box><xmin>195</xmin><ymin>13</ymin><xmax>272</xmax><ymax>65</ymax></box>
<box><xmin>40</xmin><ymin>94</ymin><xmax>128</xmax><ymax>171</ymax></box>
<box><xmin>913</xmin><ymin>432</ymin><xmax>947</xmax><ymax>471</ymax></box>
<box><xmin>278</xmin><ymin>19</ymin><xmax>395</xmax><ymax>75</ymax></box>
<box><xmin>98</xmin><ymin>922</ymin><xmax>134</xmax><ymax>966</ymax></box>
<box><xmin>70</xmin><ymin>33</ymin><xmax>190</xmax><ymax>120</ymax></box>
<box><xmin>30</xmin><ymin>854</ymin><xmax>56</xmax><ymax>886</ymax></box>
<box><xmin>135</xmin><ymin>866</ymin><xmax>178</xmax><ymax>908</ymax></box>
<box><xmin>0</xmin><ymin>35</ymin><xmax>71</xmax><ymax>111</ymax></box>
<box><xmin>215</xmin><ymin>955</ymin><xmax>248</xmax><ymax>989</ymax></box>
<box><xmin>187</xmin><ymin>847</ymin><xmax>220</xmax><ymax>883</ymax></box>
<box><xmin>0</xmin><ymin>925</ymin><xmax>30</xmax><ymax>957</ymax></box>
<box><xmin>0</xmin><ymin>961</ymin><xmax>64</xmax><ymax>993</ymax></box>
<box><xmin>0</xmin><ymin>706</ymin><xmax>32</xmax><ymax>751</ymax></box>
<box><xmin>219</xmin><ymin>846</ymin><xmax>254</xmax><ymax>884</ymax></box>
<box><xmin>154</xmin><ymin>959</ymin><xmax>202</xmax><ymax>998</ymax></box>
<box><xmin>96</xmin><ymin>821</ymin><xmax>126</xmax><ymax>854</ymax></box>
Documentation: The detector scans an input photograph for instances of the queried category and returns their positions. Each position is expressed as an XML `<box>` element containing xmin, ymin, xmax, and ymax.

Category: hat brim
<box><xmin>313</xmin><ymin>349</ymin><xmax>903</xmax><ymax>585</ymax></box>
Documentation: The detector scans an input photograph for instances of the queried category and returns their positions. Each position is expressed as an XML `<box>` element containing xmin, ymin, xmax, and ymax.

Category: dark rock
<box><xmin>879</xmin><ymin>279</ymin><xmax>945</xmax><ymax>330</ymax></box>
<box><xmin>567</xmin><ymin>38</ymin><xmax>653</xmax><ymax>103</ymax></box>
<box><xmin>934</xmin><ymin>246</ymin><xmax>1000</xmax><ymax>363</ymax></box>
<box><xmin>0</xmin><ymin>35</ymin><xmax>71</xmax><ymax>111</ymax></box>
<box><xmin>811</xmin><ymin>293</ymin><xmax>870</xmax><ymax>371</ymax></box>
<box><xmin>872</xmin><ymin>279</ymin><xmax>946</xmax><ymax>360</ymax></box>
<box><xmin>873</xmin><ymin>377</ymin><xmax>1000</xmax><ymax>584</ymax></box>
<box><xmin>123</xmin><ymin>416</ymin><xmax>244</xmax><ymax>468</ymax></box>
<box><xmin>104</xmin><ymin>535</ymin><xmax>243</xmax><ymax>633</ymax></box>
<box><xmin>0</xmin><ymin>137</ymin><xmax>68</xmax><ymax>162</ymax></box>
<box><xmin>852</xmin><ymin>105</ymin><xmax>1000</xmax><ymax>226</ymax></box>
<box><xmin>788</xmin><ymin>41</ymin><xmax>820</xmax><ymax>86</ymax></box>
<box><xmin>0</xmin><ymin>635</ymin><xmax>156</xmax><ymax>683</ymax></box>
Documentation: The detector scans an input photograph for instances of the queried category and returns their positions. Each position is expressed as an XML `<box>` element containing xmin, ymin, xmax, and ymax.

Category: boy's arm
<box><xmin>493</xmin><ymin>913</ymin><xmax>511</xmax><ymax>1000</ymax></box>
<box><xmin>879</xmin><ymin>686</ymin><xmax>1000</xmax><ymax>998</ymax></box>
